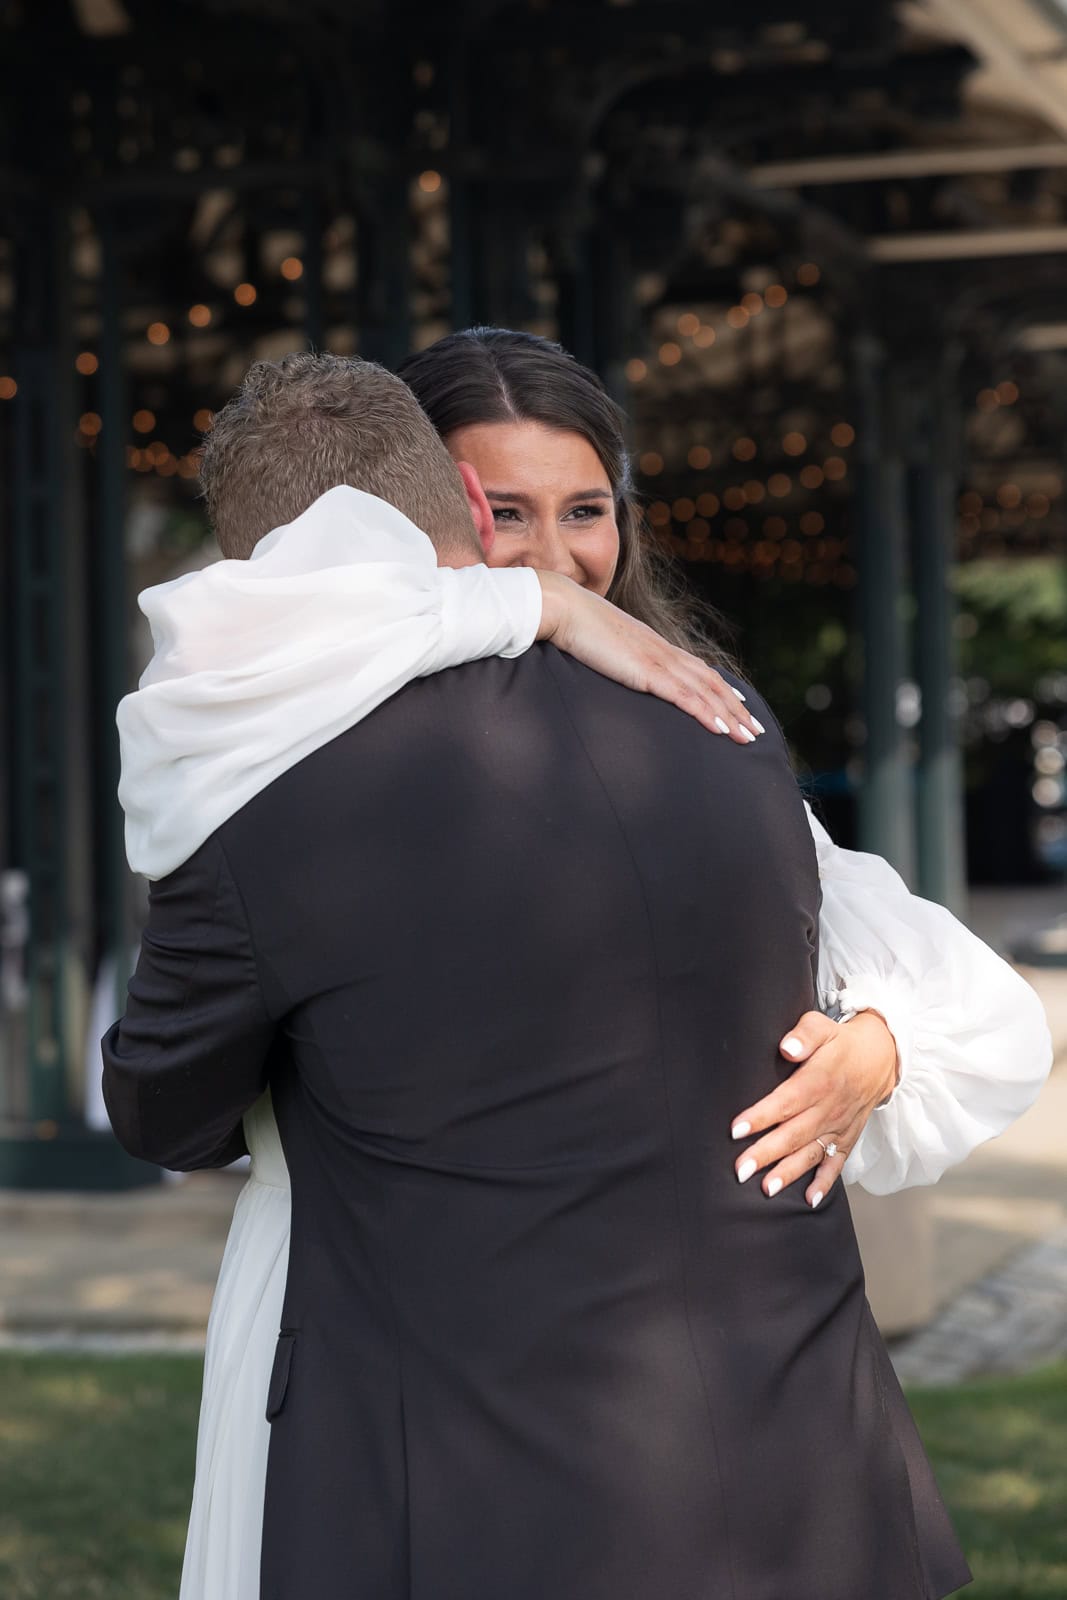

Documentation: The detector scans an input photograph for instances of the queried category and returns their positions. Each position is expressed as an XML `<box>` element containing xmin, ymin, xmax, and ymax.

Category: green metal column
<box><xmin>95</xmin><ymin>214</ymin><xmax>135</xmax><ymax>1011</ymax></box>
<box><xmin>0</xmin><ymin>206</ymin><xmax>158</xmax><ymax>1188</ymax></box>
<box><xmin>7</xmin><ymin>207</ymin><xmax>73</xmax><ymax>1131</ymax></box>
<box><xmin>447</xmin><ymin>41</ymin><xmax>477</xmax><ymax>331</ymax></box>
<box><xmin>588</xmin><ymin>213</ymin><xmax>635</xmax><ymax>411</ymax></box>
<box><xmin>354</xmin><ymin>56</ymin><xmax>413</xmax><ymax>367</ymax></box>
<box><xmin>909</xmin><ymin>364</ymin><xmax>967</xmax><ymax>914</ymax></box>
<box><xmin>852</xmin><ymin>334</ymin><xmax>915</xmax><ymax>879</ymax></box>
<box><xmin>357</xmin><ymin>183</ymin><xmax>412</xmax><ymax>368</ymax></box>
<box><xmin>302</xmin><ymin>192</ymin><xmax>325</xmax><ymax>350</ymax></box>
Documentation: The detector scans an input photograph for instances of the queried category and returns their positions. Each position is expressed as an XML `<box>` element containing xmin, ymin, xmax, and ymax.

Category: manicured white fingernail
<box><xmin>731</xmin><ymin>1120</ymin><xmax>751</xmax><ymax>1140</ymax></box>
<box><xmin>714</xmin><ymin>717</ymin><xmax>730</xmax><ymax>734</ymax></box>
<box><xmin>765</xmin><ymin>1177</ymin><xmax>783</xmax><ymax>1197</ymax></box>
<box><xmin>781</xmin><ymin>1036</ymin><xmax>804</xmax><ymax>1058</ymax></box>
<box><xmin>810</xmin><ymin>1190</ymin><xmax>824</xmax><ymax>1210</ymax></box>
<box><xmin>750</xmin><ymin>718</ymin><xmax>766</xmax><ymax>734</ymax></box>
<box><xmin>739</xmin><ymin>726</ymin><xmax>756</xmax><ymax>743</ymax></box>
<box><xmin>737</xmin><ymin>1158</ymin><xmax>757</xmax><ymax>1184</ymax></box>
<box><xmin>731</xmin><ymin>687</ymin><xmax>747</xmax><ymax>702</ymax></box>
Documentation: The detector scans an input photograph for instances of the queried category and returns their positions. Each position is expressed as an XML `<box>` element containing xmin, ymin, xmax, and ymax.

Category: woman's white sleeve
<box><xmin>808</xmin><ymin>804</ymin><xmax>1052</xmax><ymax>1196</ymax></box>
<box><xmin>119</xmin><ymin>488</ymin><xmax>543</xmax><ymax>880</ymax></box>
<box><xmin>435</xmin><ymin>563</ymin><xmax>542</xmax><ymax>667</ymax></box>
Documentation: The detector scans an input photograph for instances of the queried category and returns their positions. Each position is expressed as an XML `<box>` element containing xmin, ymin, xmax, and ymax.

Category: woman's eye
<box><xmin>566</xmin><ymin>504</ymin><xmax>606</xmax><ymax>523</ymax></box>
<box><xmin>492</xmin><ymin>507</ymin><xmax>523</xmax><ymax>525</ymax></box>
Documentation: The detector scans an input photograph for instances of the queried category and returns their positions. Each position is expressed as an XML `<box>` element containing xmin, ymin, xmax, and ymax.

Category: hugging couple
<box><xmin>104</xmin><ymin>328</ymin><xmax>1050</xmax><ymax>1600</ymax></box>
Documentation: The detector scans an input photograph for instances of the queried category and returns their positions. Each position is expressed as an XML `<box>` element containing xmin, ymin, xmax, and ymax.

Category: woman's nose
<box><xmin>524</xmin><ymin>522</ymin><xmax>581</xmax><ymax>582</ymax></box>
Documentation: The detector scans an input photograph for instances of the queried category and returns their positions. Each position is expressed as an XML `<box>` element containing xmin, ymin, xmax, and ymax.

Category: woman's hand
<box><xmin>730</xmin><ymin>1011</ymin><xmax>899</xmax><ymax>1207</ymax></box>
<box><xmin>536</xmin><ymin>571</ymin><xmax>763</xmax><ymax>743</ymax></box>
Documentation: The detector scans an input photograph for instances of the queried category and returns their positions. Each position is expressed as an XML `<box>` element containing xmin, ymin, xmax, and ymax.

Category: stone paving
<box><xmin>891</xmin><ymin>1220</ymin><xmax>1067</xmax><ymax>1386</ymax></box>
<box><xmin>0</xmin><ymin>1172</ymin><xmax>242</xmax><ymax>1344</ymax></box>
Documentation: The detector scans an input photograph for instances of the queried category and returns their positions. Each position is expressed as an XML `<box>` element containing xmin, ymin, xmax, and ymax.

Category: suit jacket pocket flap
<box><xmin>266</xmin><ymin>1331</ymin><xmax>296</xmax><ymax>1422</ymax></box>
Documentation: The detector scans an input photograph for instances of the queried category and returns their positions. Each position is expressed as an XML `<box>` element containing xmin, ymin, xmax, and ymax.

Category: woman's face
<box><xmin>445</xmin><ymin>420</ymin><xmax>621</xmax><ymax>597</ymax></box>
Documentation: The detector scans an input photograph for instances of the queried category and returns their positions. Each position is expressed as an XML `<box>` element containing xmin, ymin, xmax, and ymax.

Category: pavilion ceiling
<box><xmin>2</xmin><ymin>0</ymin><xmax>1067</xmax><ymax>580</ymax></box>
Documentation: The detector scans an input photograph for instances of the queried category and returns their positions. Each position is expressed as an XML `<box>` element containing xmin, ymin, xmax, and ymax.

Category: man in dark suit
<box><xmin>103</xmin><ymin>354</ymin><xmax>967</xmax><ymax>1600</ymax></box>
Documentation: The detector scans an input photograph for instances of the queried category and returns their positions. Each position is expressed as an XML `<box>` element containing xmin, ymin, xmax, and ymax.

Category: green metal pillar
<box><xmin>909</xmin><ymin>365</ymin><xmax>967</xmax><ymax>914</ymax></box>
<box><xmin>302</xmin><ymin>192</ymin><xmax>325</xmax><ymax>351</ymax></box>
<box><xmin>6</xmin><ymin>207</ymin><xmax>74</xmax><ymax>1134</ymax></box>
<box><xmin>357</xmin><ymin>183</ymin><xmax>412</xmax><ymax>369</ymax></box>
<box><xmin>0</xmin><ymin>206</ymin><xmax>158</xmax><ymax>1187</ymax></box>
<box><xmin>95</xmin><ymin>214</ymin><xmax>133</xmax><ymax>1004</ymax></box>
<box><xmin>852</xmin><ymin>334</ymin><xmax>916</xmax><ymax>880</ymax></box>
<box><xmin>447</xmin><ymin>41</ymin><xmax>477</xmax><ymax>332</ymax></box>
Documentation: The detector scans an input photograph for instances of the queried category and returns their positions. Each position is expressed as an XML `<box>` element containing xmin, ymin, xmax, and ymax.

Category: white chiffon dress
<box><xmin>115</xmin><ymin>486</ymin><xmax>1052</xmax><ymax>1600</ymax></box>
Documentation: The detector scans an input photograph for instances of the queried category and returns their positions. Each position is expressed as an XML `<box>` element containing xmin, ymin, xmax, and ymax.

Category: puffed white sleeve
<box><xmin>808</xmin><ymin>804</ymin><xmax>1053</xmax><ymax>1196</ymax></box>
<box><xmin>119</xmin><ymin>487</ymin><xmax>543</xmax><ymax>880</ymax></box>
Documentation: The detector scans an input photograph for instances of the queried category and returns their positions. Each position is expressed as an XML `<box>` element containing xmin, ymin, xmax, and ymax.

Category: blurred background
<box><xmin>1</xmin><ymin>2</ymin><xmax>1066</xmax><ymax>1596</ymax></box>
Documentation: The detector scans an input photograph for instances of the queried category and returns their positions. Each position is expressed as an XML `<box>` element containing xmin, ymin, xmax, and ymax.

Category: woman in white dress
<box><xmin>117</xmin><ymin>335</ymin><xmax>1052</xmax><ymax>1600</ymax></box>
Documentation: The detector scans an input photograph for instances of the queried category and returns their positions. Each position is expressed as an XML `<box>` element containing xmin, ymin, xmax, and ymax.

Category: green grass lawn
<box><xmin>0</xmin><ymin>1353</ymin><xmax>202</xmax><ymax>1600</ymax></box>
<box><xmin>0</xmin><ymin>1353</ymin><xmax>1064</xmax><ymax>1599</ymax></box>
<box><xmin>908</xmin><ymin>1364</ymin><xmax>1067</xmax><ymax>1600</ymax></box>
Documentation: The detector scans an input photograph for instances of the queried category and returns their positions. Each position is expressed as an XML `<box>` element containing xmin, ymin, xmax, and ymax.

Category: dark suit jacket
<box><xmin>103</xmin><ymin>647</ymin><xmax>968</xmax><ymax>1600</ymax></box>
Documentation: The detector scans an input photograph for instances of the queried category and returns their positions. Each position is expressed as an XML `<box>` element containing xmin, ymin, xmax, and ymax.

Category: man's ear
<box><xmin>455</xmin><ymin>460</ymin><xmax>496</xmax><ymax>559</ymax></box>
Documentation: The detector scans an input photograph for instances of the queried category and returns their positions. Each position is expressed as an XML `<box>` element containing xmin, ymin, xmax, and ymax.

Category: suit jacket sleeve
<box><xmin>101</xmin><ymin>833</ymin><xmax>277</xmax><ymax>1170</ymax></box>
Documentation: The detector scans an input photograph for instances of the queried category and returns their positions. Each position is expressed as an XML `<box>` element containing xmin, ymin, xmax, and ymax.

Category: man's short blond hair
<box><xmin>200</xmin><ymin>351</ymin><xmax>481</xmax><ymax>560</ymax></box>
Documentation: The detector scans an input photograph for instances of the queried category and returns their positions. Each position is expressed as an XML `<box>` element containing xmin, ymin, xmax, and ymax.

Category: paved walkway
<box><xmin>0</xmin><ymin>1172</ymin><xmax>242</xmax><ymax>1340</ymax></box>
<box><xmin>2</xmin><ymin>885</ymin><xmax>1066</xmax><ymax>1377</ymax></box>
<box><xmin>892</xmin><ymin>1220</ymin><xmax>1067</xmax><ymax>1385</ymax></box>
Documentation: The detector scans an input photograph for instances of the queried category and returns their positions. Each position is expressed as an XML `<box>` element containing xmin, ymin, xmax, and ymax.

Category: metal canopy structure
<box><xmin>3</xmin><ymin>0</ymin><xmax>1067</xmax><ymax>1183</ymax></box>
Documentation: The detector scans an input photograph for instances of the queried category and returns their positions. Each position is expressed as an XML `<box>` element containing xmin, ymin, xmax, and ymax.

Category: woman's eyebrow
<box><xmin>484</xmin><ymin>487</ymin><xmax>612</xmax><ymax>502</ymax></box>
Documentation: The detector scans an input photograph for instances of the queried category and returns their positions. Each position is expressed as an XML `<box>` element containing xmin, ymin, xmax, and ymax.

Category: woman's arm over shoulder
<box><xmin>807</xmin><ymin>803</ymin><xmax>1053</xmax><ymax>1195</ymax></box>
